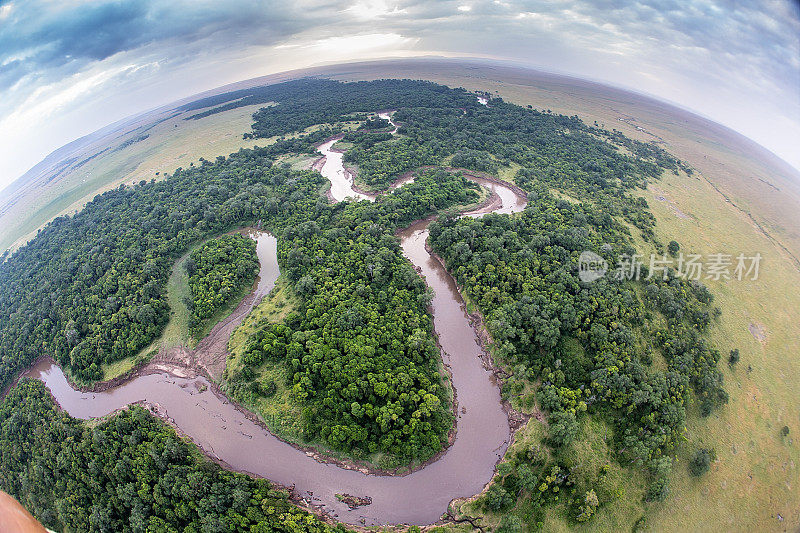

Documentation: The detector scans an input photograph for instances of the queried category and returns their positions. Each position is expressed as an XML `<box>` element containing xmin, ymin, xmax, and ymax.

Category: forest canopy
<box><xmin>0</xmin><ymin>78</ymin><xmax>726</xmax><ymax>529</ymax></box>
<box><xmin>0</xmin><ymin>379</ymin><xmax>347</xmax><ymax>533</ymax></box>
<box><xmin>187</xmin><ymin>234</ymin><xmax>259</xmax><ymax>336</ymax></box>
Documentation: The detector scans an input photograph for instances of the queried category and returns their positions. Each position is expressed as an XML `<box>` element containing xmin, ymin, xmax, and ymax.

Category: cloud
<box><xmin>0</xmin><ymin>0</ymin><xmax>798</xmax><ymax>189</ymax></box>
<box><xmin>0</xmin><ymin>0</ymin><xmax>328</xmax><ymax>92</ymax></box>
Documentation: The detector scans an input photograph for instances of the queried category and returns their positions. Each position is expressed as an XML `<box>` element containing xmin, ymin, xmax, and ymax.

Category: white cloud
<box><xmin>345</xmin><ymin>0</ymin><xmax>406</xmax><ymax>20</ymax></box>
<box><xmin>0</xmin><ymin>3</ymin><xmax>13</xmax><ymax>20</ymax></box>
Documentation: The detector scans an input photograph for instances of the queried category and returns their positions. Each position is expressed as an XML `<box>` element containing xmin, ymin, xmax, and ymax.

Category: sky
<box><xmin>0</xmin><ymin>0</ymin><xmax>798</xmax><ymax>191</ymax></box>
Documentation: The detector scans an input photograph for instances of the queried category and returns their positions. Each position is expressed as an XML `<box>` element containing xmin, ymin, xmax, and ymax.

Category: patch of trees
<box><xmin>187</xmin><ymin>78</ymin><xmax>480</xmax><ymax>138</ymax></box>
<box><xmin>341</xmin><ymin>130</ymin><xmax>394</xmax><ymax>150</ymax></box>
<box><xmin>357</xmin><ymin>117</ymin><xmax>391</xmax><ymax>131</ymax></box>
<box><xmin>0</xmin><ymin>140</ymin><xmax>328</xmax><ymax>387</ymax></box>
<box><xmin>450</xmin><ymin>149</ymin><xmax>499</xmax><ymax>174</ymax></box>
<box><xmin>430</xmin><ymin>181</ymin><xmax>724</xmax><ymax>504</ymax></box>
<box><xmin>228</xmin><ymin>171</ymin><xmax>479</xmax><ymax>466</ymax></box>
<box><xmin>477</xmin><ymin>441</ymin><xmax>611</xmax><ymax>528</ymax></box>
<box><xmin>0</xmin><ymin>379</ymin><xmax>347</xmax><ymax>532</ymax></box>
<box><xmin>187</xmin><ymin>234</ymin><xmax>259</xmax><ymax>335</ymax></box>
<box><xmin>344</xmin><ymin>137</ymin><xmax>440</xmax><ymax>189</ymax></box>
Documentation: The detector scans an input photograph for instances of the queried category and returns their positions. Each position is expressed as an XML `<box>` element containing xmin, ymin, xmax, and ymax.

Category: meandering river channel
<box><xmin>26</xmin><ymin>111</ymin><xmax>527</xmax><ymax>526</ymax></box>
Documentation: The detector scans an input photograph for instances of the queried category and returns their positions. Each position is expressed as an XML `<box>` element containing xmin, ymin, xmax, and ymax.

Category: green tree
<box><xmin>689</xmin><ymin>448</ymin><xmax>715</xmax><ymax>476</ymax></box>
<box><xmin>667</xmin><ymin>240</ymin><xmax>680</xmax><ymax>256</ymax></box>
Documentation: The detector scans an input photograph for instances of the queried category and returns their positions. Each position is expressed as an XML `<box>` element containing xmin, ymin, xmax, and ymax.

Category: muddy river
<box><xmin>27</xmin><ymin>114</ymin><xmax>527</xmax><ymax>526</ymax></box>
<box><xmin>316</xmin><ymin>138</ymin><xmax>372</xmax><ymax>202</ymax></box>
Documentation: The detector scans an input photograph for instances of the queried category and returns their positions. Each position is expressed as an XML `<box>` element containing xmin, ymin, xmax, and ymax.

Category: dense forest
<box><xmin>0</xmin><ymin>134</ymin><xmax>329</xmax><ymax>386</ymax></box>
<box><xmin>228</xmin><ymin>170</ymin><xmax>479</xmax><ymax>465</ymax></box>
<box><xmin>0</xmin><ymin>78</ymin><xmax>726</xmax><ymax>529</ymax></box>
<box><xmin>0</xmin><ymin>379</ymin><xmax>346</xmax><ymax>532</ymax></box>
<box><xmin>429</xmin><ymin>192</ymin><xmax>724</xmax><ymax>523</ymax></box>
<box><xmin>186</xmin><ymin>234</ymin><xmax>259</xmax><ymax>336</ymax></box>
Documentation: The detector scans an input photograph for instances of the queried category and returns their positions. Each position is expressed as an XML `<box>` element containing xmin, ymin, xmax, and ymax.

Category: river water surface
<box><xmin>28</xmin><ymin>114</ymin><xmax>527</xmax><ymax>526</ymax></box>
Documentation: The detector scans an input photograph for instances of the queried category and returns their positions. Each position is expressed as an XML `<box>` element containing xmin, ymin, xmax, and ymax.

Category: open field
<box><xmin>0</xmin><ymin>103</ymin><xmax>265</xmax><ymax>252</ymax></box>
<box><xmin>636</xmin><ymin>169</ymin><xmax>799</xmax><ymax>532</ymax></box>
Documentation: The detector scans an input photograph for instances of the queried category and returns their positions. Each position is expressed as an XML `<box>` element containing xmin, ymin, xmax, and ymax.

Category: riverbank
<box><xmin>21</xmin><ymin>129</ymin><xmax>532</xmax><ymax>526</ymax></box>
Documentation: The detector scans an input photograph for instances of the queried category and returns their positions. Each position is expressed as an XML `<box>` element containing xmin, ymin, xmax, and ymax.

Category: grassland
<box><xmin>226</xmin><ymin>275</ymin><xmax>307</xmax><ymax>442</ymax></box>
<box><xmin>635</xmin><ymin>169</ymin><xmax>799</xmax><ymax>532</ymax></box>
<box><xmin>0</xmin><ymin>103</ymin><xmax>271</xmax><ymax>253</ymax></box>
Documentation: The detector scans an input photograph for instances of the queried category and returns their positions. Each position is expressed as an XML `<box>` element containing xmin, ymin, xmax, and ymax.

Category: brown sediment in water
<box><xmin>0</xmin><ymin>491</ymin><xmax>48</xmax><ymax>533</ymax></box>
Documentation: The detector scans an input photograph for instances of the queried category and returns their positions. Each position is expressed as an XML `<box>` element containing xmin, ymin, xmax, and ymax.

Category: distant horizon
<box><xmin>3</xmin><ymin>55</ymin><xmax>798</xmax><ymax>199</ymax></box>
<box><xmin>0</xmin><ymin>0</ymin><xmax>797</xmax><ymax>195</ymax></box>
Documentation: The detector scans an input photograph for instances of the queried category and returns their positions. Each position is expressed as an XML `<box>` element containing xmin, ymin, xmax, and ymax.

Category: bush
<box><xmin>548</xmin><ymin>410</ymin><xmax>578</xmax><ymax>448</ymax></box>
<box><xmin>574</xmin><ymin>489</ymin><xmax>599</xmax><ymax>522</ymax></box>
<box><xmin>729</xmin><ymin>348</ymin><xmax>740</xmax><ymax>366</ymax></box>
<box><xmin>483</xmin><ymin>484</ymin><xmax>514</xmax><ymax>511</ymax></box>
<box><xmin>689</xmin><ymin>448</ymin><xmax>715</xmax><ymax>477</ymax></box>
<box><xmin>667</xmin><ymin>240</ymin><xmax>680</xmax><ymax>256</ymax></box>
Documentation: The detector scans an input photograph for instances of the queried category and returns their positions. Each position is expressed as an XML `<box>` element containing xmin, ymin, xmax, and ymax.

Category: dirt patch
<box><xmin>748</xmin><ymin>322</ymin><xmax>768</xmax><ymax>344</ymax></box>
<box><xmin>651</xmin><ymin>185</ymin><xmax>691</xmax><ymax>219</ymax></box>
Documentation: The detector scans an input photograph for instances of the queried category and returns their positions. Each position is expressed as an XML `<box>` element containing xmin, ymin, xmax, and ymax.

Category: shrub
<box><xmin>689</xmin><ymin>448</ymin><xmax>715</xmax><ymax>477</ymax></box>
<box><xmin>483</xmin><ymin>484</ymin><xmax>514</xmax><ymax>511</ymax></box>
<box><xmin>548</xmin><ymin>411</ymin><xmax>578</xmax><ymax>448</ymax></box>
<box><xmin>574</xmin><ymin>489</ymin><xmax>599</xmax><ymax>522</ymax></box>
<box><xmin>667</xmin><ymin>240</ymin><xmax>680</xmax><ymax>256</ymax></box>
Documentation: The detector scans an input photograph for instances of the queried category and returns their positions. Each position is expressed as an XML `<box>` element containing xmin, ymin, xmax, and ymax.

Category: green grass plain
<box><xmin>0</xmin><ymin>104</ymin><xmax>269</xmax><ymax>253</ymax></box>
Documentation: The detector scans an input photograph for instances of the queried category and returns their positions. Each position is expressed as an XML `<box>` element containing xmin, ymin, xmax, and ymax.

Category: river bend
<box><xmin>27</xmin><ymin>111</ymin><xmax>527</xmax><ymax>526</ymax></box>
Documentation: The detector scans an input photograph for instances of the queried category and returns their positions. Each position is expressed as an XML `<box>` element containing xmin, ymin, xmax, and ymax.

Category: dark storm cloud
<box><xmin>0</xmin><ymin>0</ymin><xmax>330</xmax><ymax>91</ymax></box>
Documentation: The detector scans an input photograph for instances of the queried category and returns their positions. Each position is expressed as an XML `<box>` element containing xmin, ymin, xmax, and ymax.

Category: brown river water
<box><xmin>26</xmin><ymin>113</ymin><xmax>527</xmax><ymax>526</ymax></box>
